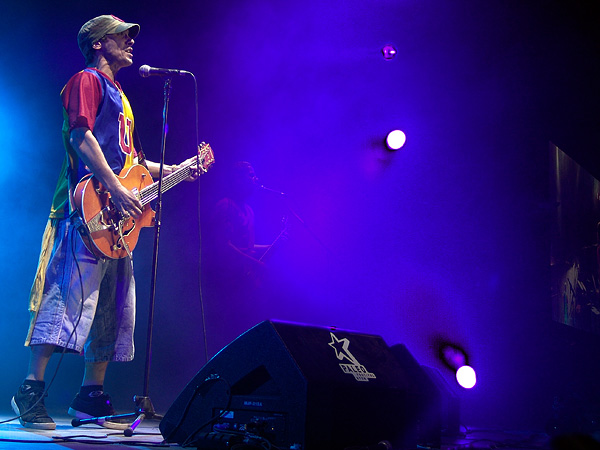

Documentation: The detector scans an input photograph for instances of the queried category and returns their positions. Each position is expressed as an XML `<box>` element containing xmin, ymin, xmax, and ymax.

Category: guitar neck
<box><xmin>138</xmin><ymin>160</ymin><xmax>196</xmax><ymax>207</ymax></box>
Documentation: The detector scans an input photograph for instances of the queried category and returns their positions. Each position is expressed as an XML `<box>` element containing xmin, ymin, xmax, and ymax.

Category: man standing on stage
<box><xmin>11</xmin><ymin>15</ymin><xmax>193</xmax><ymax>430</ymax></box>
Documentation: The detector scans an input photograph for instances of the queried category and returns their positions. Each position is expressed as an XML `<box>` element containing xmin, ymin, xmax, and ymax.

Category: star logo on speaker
<box><xmin>328</xmin><ymin>332</ymin><xmax>376</xmax><ymax>382</ymax></box>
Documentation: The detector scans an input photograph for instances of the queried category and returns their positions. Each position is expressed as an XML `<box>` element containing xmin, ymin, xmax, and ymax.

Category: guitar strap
<box><xmin>66</xmin><ymin>164</ymin><xmax>76</xmax><ymax>217</ymax></box>
<box><xmin>133</xmin><ymin>127</ymin><xmax>148</xmax><ymax>169</ymax></box>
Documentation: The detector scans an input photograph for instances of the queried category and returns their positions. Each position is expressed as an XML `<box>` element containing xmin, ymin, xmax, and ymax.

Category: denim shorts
<box><xmin>28</xmin><ymin>218</ymin><xmax>136</xmax><ymax>362</ymax></box>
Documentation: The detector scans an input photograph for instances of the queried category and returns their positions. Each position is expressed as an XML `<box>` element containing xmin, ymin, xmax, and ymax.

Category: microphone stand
<box><xmin>127</xmin><ymin>77</ymin><xmax>173</xmax><ymax>435</ymax></box>
<box><xmin>284</xmin><ymin>197</ymin><xmax>335</xmax><ymax>258</ymax></box>
<box><xmin>259</xmin><ymin>185</ymin><xmax>336</xmax><ymax>259</ymax></box>
<box><xmin>73</xmin><ymin>78</ymin><xmax>173</xmax><ymax>436</ymax></box>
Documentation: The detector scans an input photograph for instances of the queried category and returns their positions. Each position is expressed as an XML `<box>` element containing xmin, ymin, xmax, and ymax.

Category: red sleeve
<box><xmin>61</xmin><ymin>71</ymin><xmax>103</xmax><ymax>132</ymax></box>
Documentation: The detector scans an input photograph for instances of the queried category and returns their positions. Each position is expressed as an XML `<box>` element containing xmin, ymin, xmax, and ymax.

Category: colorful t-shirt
<box><xmin>50</xmin><ymin>68</ymin><xmax>139</xmax><ymax>218</ymax></box>
<box><xmin>26</xmin><ymin>68</ymin><xmax>142</xmax><ymax>345</ymax></box>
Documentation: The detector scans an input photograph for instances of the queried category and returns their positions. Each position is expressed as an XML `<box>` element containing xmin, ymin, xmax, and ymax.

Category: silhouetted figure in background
<box><xmin>203</xmin><ymin>161</ymin><xmax>275</xmax><ymax>355</ymax></box>
<box><xmin>209</xmin><ymin>161</ymin><xmax>272</xmax><ymax>287</ymax></box>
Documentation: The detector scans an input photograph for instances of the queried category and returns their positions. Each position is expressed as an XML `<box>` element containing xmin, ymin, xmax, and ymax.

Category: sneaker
<box><xmin>68</xmin><ymin>391</ymin><xmax>133</xmax><ymax>430</ymax></box>
<box><xmin>11</xmin><ymin>383</ymin><xmax>56</xmax><ymax>430</ymax></box>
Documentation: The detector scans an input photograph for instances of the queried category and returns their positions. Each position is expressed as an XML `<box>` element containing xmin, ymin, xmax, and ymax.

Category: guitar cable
<box><xmin>188</xmin><ymin>72</ymin><xmax>210</xmax><ymax>366</ymax></box>
<box><xmin>1</xmin><ymin>218</ymin><xmax>86</xmax><ymax>427</ymax></box>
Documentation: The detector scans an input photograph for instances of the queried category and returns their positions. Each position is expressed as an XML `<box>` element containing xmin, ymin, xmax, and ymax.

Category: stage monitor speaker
<box><xmin>159</xmin><ymin>320</ymin><xmax>441</xmax><ymax>450</ymax></box>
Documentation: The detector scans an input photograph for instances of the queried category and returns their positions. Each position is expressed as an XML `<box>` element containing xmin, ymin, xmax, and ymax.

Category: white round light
<box><xmin>386</xmin><ymin>130</ymin><xmax>406</xmax><ymax>150</ymax></box>
<box><xmin>456</xmin><ymin>365</ymin><xmax>477</xmax><ymax>389</ymax></box>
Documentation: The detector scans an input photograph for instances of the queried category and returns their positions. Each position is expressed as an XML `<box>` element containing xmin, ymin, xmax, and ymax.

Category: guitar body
<box><xmin>73</xmin><ymin>164</ymin><xmax>155</xmax><ymax>260</ymax></box>
<box><xmin>73</xmin><ymin>142</ymin><xmax>215</xmax><ymax>260</ymax></box>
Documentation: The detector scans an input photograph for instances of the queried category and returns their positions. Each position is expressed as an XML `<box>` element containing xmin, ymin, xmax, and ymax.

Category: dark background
<box><xmin>1</xmin><ymin>0</ymin><xmax>600</xmax><ymax>433</ymax></box>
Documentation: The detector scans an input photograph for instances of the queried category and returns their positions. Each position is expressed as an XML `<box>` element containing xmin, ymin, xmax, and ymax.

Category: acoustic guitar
<box><xmin>73</xmin><ymin>142</ymin><xmax>214</xmax><ymax>259</ymax></box>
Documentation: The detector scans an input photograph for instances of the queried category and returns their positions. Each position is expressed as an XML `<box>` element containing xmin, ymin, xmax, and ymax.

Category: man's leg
<box><xmin>25</xmin><ymin>343</ymin><xmax>55</xmax><ymax>381</ymax></box>
<box><xmin>69</xmin><ymin>360</ymin><xmax>130</xmax><ymax>429</ymax></box>
<box><xmin>12</xmin><ymin>344</ymin><xmax>57</xmax><ymax>430</ymax></box>
<box><xmin>67</xmin><ymin>257</ymin><xmax>136</xmax><ymax>430</ymax></box>
<box><xmin>82</xmin><ymin>361</ymin><xmax>108</xmax><ymax>386</ymax></box>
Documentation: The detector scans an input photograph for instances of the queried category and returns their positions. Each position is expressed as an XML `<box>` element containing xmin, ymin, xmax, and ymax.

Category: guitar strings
<box><xmin>139</xmin><ymin>157</ymin><xmax>203</xmax><ymax>205</ymax></box>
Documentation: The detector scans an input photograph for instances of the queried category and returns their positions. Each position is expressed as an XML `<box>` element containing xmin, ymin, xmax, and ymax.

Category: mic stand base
<box><xmin>70</xmin><ymin>396</ymin><xmax>163</xmax><ymax>436</ymax></box>
<box><xmin>124</xmin><ymin>395</ymin><xmax>163</xmax><ymax>437</ymax></box>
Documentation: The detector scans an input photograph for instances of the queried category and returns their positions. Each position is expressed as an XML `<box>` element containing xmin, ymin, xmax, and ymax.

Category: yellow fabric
<box><xmin>25</xmin><ymin>219</ymin><xmax>59</xmax><ymax>346</ymax></box>
<box><xmin>49</xmin><ymin>157</ymin><xmax>70</xmax><ymax>219</ymax></box>
<box><xmin>120</xmin><ymin>91</ymin><xmax>138</xmax><ymax>169</ymax></box>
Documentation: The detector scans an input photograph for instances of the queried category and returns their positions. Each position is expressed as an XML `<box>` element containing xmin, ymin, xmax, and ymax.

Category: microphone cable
<box><xmin>138</xmin><ymin>65</ymin><xmax>210</xmax><ymax>365</ymax></box>
<box><xmin>188</xmin><ymin>72</ymin><xmax>211</xmax><ymax>366</ymax></box>
<box><xmin>1</xmin><ymin>218</ymin><xmax>87</xmax><ymax>426</ymax></box>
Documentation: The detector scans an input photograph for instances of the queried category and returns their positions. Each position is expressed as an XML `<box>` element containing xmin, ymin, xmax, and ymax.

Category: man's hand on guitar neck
<box><xmin>177</xmin><ymin>143</ymin><xmax>215</xmax><ymax>181</ymax></box>
<box><xmin>173</xmin><ymin>143</ymin><xmax>215</xmax><ymax>181</ymax></box>
<box><xmin>147</xmin><ymin>157</ymin><xmax>199</xmax><ymax>182</ymax></box>
<box><xmin>178</xmin><ymin>155</ymin><xmax>203</xmax><ymax>181</ymax></box>
<box><xmin>146</xmin><ymin>144</ymin><xmax>211</xmax><ymax>182</ymax></box>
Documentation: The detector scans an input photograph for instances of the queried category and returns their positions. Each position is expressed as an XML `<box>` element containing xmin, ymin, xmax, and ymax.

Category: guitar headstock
<box><xmin>198</xmin><ymin>142</ymin><xmax>215</xmax><ymax>172</ymax></box>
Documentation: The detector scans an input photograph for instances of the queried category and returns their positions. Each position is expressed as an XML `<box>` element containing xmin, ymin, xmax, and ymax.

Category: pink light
<box><xmin>381</xmin><ymin>44</ymin><xmax>397</xmax><ymax>60</ymax></box>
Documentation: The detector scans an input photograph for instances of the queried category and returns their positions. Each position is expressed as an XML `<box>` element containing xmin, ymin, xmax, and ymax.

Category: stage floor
<box><xmin>0</xmin><ymin>414</ymin><xmax>165</xmax><ymax>450</ymax></box>
<box><xmin>0</xmin><ymin>413</ymin><xmax>558</xmax><ymax>450</ymax></box>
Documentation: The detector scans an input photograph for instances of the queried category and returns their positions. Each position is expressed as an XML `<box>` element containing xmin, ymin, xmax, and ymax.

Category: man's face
<box><xmin>233</xmin><ymin>163</ymin><xmax>259</xmax><ymax>197</ymax></box>
<box><xmin>100</xmin><ymin>30</ymin><xmax>134</xmax><ymax>69</ymax></box>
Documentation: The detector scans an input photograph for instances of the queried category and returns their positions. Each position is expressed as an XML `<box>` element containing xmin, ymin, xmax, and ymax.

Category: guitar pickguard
<box><xmin>87</xmin><ymin>206</ymin><xmax>117</xmax><ymax>233</ymax></box>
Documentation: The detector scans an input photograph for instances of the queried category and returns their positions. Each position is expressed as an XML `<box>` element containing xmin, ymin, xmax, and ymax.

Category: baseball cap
<box><xmin>78</xmin><ymin>15</ymin><xmax>140</xmax><ymax>61</ymax></box>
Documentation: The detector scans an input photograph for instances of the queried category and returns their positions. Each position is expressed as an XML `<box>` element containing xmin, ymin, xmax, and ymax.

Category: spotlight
<box><xmin>381</xmin><ymin>44</ymin><xmax>397</xmax><ymax>61</ymax></box>
<box><xmin>386</xmin><ymin>129</ymin><xmax>406</xmax><ymax>150</ymax></box>
<box><xmin>456</xmin><ymin>365</ymin><xmax>477</xmax><ymax>389</ymax></box>
<box><xmin>435</xmin><ymin>339</ymin><xmax>477</xmax><ymax>389</ymax></box>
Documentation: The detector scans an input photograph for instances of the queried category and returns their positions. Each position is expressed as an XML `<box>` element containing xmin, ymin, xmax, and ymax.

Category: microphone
<box><xmin>139</xmin><ymin>65</ymin><xmax>191</xmax><ymax>77</ymax></box>
<box><xmin>259</xmin><ymin>184</ymin><xmax>286</xmax><ymax>196</ymax></box>
<box><xmin>253</xmin><ymin>177</ymin><xmax>286</xmax><ymax>196</ymax></box>
<box><xmin>72</xmin><ymin>413</ymin><xmax>136</xmax><ymax>427</ymax></box>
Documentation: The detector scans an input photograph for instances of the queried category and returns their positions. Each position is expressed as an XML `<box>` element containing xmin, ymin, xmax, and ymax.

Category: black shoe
<box><xmin>68</xmin><ymin>391</ymin><xmax>132</xmax><ymax>430</ymax></box>
<box><xmin>11</xmin><ymin>383</ymin><xmax>56</xmax><ymax>430</ymax></box>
